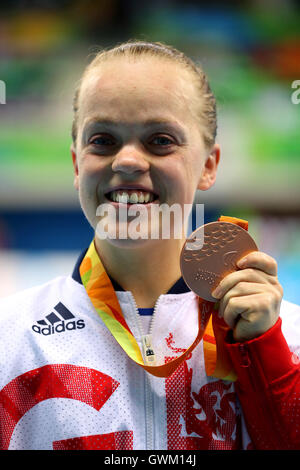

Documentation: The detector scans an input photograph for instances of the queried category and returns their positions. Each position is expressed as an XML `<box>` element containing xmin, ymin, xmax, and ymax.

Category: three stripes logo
<box><xmin>32</xmin><ymin>302</ymin><xmax>85</xmax><ymax>336</ymax></box>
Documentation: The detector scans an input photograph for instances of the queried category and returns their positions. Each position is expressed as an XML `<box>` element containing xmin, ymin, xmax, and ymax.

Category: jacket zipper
<box><xmin>129</xmin><ymin>293</ymin><xmax>162</xmax><ymax>450</ymax></box>
<box><xmin>134</xmin><ymin>295</ymin><xmax>162</xmax><ymax>366</ymax></box>
<box><xmin>238</xmin><ymin>344</ymin><xmax>251</xmax><ymax>368</ymax></box>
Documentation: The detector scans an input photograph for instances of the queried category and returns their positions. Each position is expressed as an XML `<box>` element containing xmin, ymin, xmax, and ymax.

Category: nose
<box><xmin>111</xmin><ymin>144</ymin><xmax>150</xmax><ymax>175</ymax></box>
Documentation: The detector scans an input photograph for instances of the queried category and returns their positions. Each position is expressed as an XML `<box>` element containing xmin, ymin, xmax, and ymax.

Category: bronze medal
<box><xmin>180</xmin><ymin>221</ymin><xmax>258</xmax><ymax>301</ymax></box>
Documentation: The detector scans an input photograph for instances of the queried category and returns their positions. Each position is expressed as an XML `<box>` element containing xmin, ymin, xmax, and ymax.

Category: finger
<box><xmin>218</xmin><ymin>282</ymin><xmax>268</xmax><ymax>319</ymax></box>
<box><xmin>233</xmin><ymin>315</ymin><xmax>263</xmax><ymax>342</ymax></box>
<box><xmin>222</xmin><ymin>296</ymin><xmax>250</xmax><ymax>329</ymax></box>
<box><xmin>236</xmin><ymin>251</ymin><xmax>278</xmax><ymax>276</ymax></box>
<box><xmin>222</xmin><ymin>292</ymin><xmax>277</xmax><ymax>331</ymax></box>
<box><xmin>233</xmin><ymin>301</ymin><xmax>279</xmax><ymax>342</ymax></box>
<box><xmin>211</xmin><ymin>268</ymin><xmax>268</xmax><ymax>299</ymax></box>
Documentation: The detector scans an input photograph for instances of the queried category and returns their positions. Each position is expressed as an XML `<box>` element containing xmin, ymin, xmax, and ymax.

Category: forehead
<box><xmin>78</xmin><ymin>56</ymin><xmax>198</xmax><ymax>127</ymax></box>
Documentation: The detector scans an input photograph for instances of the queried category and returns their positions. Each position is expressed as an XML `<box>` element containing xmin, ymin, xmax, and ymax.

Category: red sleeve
<box><xmin>225</xmin><ymin>318</ymin><xmax>300</xmax><ymax>449</ymax></box>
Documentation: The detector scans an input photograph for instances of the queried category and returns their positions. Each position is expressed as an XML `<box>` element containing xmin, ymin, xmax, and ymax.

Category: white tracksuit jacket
<box><xmin>0</xmin><ymin>251</ymin><xmax>299</xmax><ymax>450</ymax></box>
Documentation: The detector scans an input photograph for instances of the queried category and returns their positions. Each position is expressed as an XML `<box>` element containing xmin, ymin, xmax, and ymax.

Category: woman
<box><xmin>0</xmin><ymin>40</ymin><xmax>299</xmax><ymax>450</ymax></box>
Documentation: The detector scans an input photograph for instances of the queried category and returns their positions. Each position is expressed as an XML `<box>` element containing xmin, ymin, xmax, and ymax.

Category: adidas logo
<box><xmin>32</xmin><ymin>302</ymin><xmax>85</xmax><ymax>335</ymax></box>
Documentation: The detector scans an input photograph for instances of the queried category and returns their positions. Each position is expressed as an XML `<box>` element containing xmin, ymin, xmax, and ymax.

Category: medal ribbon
<box><xmin>80</xmin><ymin>216</ymin><xmax>249</xmax><ymax>380</ymax></box>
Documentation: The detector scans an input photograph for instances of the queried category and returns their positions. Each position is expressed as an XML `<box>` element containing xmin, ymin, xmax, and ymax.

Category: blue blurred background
<box><xmin>0</xmin><ymin>0</ymin><xmax>299</xmax><ymax>303</ymax></box>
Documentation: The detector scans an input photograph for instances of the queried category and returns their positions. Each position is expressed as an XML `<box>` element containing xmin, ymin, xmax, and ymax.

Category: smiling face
<box><xmin>71</xmin><ymin>56</ymin><xmax>220</xmax><ymax>246</ymax></box>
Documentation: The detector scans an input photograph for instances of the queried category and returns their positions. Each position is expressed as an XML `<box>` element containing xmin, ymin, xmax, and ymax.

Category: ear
<box><xmin>197</xmin><ymin>143</ymin><xmax>220</xmax><ymax>191</ymax></box>
<box><xmin>71</xmin><ymin>144</ymin><xmax>79</xmax><ymax>191</ymax></box>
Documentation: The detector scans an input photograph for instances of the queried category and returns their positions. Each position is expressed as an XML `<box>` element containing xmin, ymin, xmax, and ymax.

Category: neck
<box><xmin>94</xmin><ymin>237</ymin><xmax>185</xmax><ymax>308</ymax></box>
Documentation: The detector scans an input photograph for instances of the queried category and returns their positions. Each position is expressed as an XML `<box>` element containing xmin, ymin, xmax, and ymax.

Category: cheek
<box><xmin>187</xmin><ymin>151</ymin><xmax>207</xmax><ymax>190</ymax></box>
<box><xmin>174</xmin><ymin>152</ymin><xmax>204</xmax><ymax>187</ymax></box>
<box><xmin>158</xmin><ymin>161</ymin><xmax>196</xmax><ymax>206</ymax></box>
<box><xmin>76</xmin><ymin>160</ymin><xmax>104</xmax><ymax>217</ymax></box>
<box><xmin>77</xmin><ymin>155</ymin><xmax>106</xmax><ymax>191</ymax></box>
<box><xmin>77</xmin><ymin>172</ymin><xmax>99</xmax><ymax>231</ymax></box>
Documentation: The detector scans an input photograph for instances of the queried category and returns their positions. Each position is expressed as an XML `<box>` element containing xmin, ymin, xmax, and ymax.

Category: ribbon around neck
<box><xmin>79</xmin><ymin>215</ymin><xmax>248</xmax><ymax>379</ymax></box>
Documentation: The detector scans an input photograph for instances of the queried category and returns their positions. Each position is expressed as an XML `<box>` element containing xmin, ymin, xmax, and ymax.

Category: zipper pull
<box><xmin>142</xmin><ymin>334</ymin><xmax>156</xmax><ymax>366</ymax></box>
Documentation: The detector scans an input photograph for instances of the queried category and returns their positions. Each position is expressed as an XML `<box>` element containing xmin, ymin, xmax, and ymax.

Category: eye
<box><xmin>149</xmin><ymin>135</ymin><xmax>175</xmax><ymax>146</ymax></box>
<box><xmin>89</xmin><ymin>134</ymin><xmax>116</xmax><ymax>146</ymax></box>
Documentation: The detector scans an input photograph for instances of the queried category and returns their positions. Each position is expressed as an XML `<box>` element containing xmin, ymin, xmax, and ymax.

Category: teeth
<box><xmin>129</xmin><ymin>193</ymin><xmax>139</xmax><ymax>204</ymax></box>
<box><xmin>137</xmin><ymin>193</ymin><xmax>144</xmax><ymax>203</ymax></box>
<box><xmin>119</xmin><ymin>192</ymin><xmax>129</xmax><ymax>204</ymax></box>
<box><xmin>109</xmin><ymin>190</ymin><xmax>155</xmax><ymax>204</ymax></box>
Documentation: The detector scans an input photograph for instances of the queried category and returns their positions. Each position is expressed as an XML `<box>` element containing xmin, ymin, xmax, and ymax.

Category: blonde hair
<box><xmin>72</xmin><ymin>40</ymin><xmax>217</xmax><ymax>148</ymax></box>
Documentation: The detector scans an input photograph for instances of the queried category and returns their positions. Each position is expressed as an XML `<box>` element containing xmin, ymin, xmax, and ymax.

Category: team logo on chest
<box><xmin>31</xmin><ymin>302</ymin><xmax>85</xmax><ymax>336</ymax></box>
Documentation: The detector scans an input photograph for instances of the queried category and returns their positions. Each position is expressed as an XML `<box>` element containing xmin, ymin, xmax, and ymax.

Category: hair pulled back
<box><xmin>72</xmin><ymin>40</ymin><xmax>217</xmax><ymax>149</ymax></box>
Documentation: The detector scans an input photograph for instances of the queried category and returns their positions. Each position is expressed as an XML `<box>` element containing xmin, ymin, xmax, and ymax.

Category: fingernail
<box><xmin>237</xmin><ymin>257</ymin><xmax>247</xmax><ymax>268</ymax></box>
<box><xmin>212</xmin><ymin>288</ymin><xmax>221</xmax><ymax>299</ymax></box>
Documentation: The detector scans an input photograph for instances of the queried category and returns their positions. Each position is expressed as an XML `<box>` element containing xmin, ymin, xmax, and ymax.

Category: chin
<box><xmin>100</xmin><ymin>236</ymin><xmax>155</xmax><ymax>250</ymax></box>
<box><xmin>95</xmin><ymin>218</ymin><xmax>168</xmax><ymax>249</ymax></box>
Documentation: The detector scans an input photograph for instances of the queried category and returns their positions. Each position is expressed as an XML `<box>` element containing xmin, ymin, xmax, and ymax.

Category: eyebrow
<box><xmin>81</xmin><ymin>117</ymin><xmax>187</xmax><ymax>143</ymax></box>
